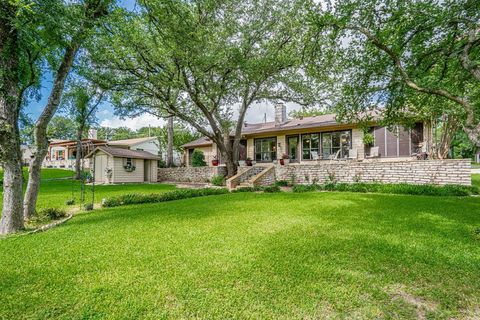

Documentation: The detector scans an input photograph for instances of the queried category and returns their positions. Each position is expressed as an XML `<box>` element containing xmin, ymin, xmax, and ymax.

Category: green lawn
<box><xmin>1</xmin><ymin>176</ymin><xmax>480</xmax><ymax>318</ymax></box>
<box><xmin>473</xmin><ymin>174</ymin><xmax>480</xmax><ymax>188</ymax></box>
<box><xmin>0</xmin><ymin>168</ymin><xmax>176</xmax><ymax>210</ymax></box>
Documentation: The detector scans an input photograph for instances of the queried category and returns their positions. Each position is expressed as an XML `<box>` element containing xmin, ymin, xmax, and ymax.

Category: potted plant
<box><xmin>281</xmin><ymin>153</ymin><xmax>290</xmax><ymax>165</ymax></box>
<box><xmin>211</xmin><ymin>155</ymin><xmax>219</xmax><ymax>166</ymax></box>
<box><xmin>246</xmin><ymin>157</ymin><xmax>253</xmax><ymax>166</ymax></box>
<box><xmin>363</xmin><ymin>132</ymin><xmax>374</xmax><ymax>147</ymax></box>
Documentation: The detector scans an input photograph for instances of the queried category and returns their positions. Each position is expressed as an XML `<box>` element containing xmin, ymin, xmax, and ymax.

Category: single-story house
<box><xmin>182</xmin><ymin>104</ymin><xmax>432</xmax><ymax>166</ymax></box>
<box><xmin>86</xmin><ymin>146</ymin><xmax>160</xmax><ymax>184</ymax></box>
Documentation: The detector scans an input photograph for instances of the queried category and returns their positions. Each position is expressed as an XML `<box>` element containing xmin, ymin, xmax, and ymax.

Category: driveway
<box><xmin>472</xmin><ymin>168</ymin><xmax>480</xmax><ymax>174</ymax></box>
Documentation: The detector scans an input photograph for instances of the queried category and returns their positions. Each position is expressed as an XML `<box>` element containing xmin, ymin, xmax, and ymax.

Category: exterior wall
<box><xmin>276</xmin><ymin>135</ymin><xmax>286</xmax><ymax>160</ymax></box>
<box><xmin>131</xmin><ymin>140</ymin><xmax>159</xmax><ymax>155</ymax></box>
<box><xmin>112</xmin><ymin>157</ymin><xmax>144</xmax><ymax>183</ymax></box>
<box><xmin>158</xmin><ymin>166</ymin><xmax>227</xmax><ymax>183</ymax></box>
<box><xmin>275</xmin><ymin>159</ymin><xmax>471</xmax><ymax>186</ymax></box>
<box><xmin>351</xmin><ymin>128</ymin><xmax>364</xmax><ymax>160</ymax></box>
<box><xmin>251</xmin><ymin>166</ymin><xmax>275</xmax><ymax>186</ymax></box>
<box><xmin>186</xmin><ymin>144</ymin><xmax>217</xmax><ymax>166</ymax></box>
<box><xmin>247</xmin><ymin>138</ymin><xmax>254</xmax><ymax>160</ymax></box>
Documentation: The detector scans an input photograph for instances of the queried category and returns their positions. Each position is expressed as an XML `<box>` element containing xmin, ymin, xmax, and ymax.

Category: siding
<box><xmin>112</xmin><ymin>157</ymin><xmax>144</xmax><ymax>183</ymax></box>
<box><xmin>132</xmin><ymin>140</ymin><xmax>159</xmax><ymax>154</ymax></box>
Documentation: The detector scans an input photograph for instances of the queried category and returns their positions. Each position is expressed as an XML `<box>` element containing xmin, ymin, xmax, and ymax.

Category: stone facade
<box><xmin>251</xmin><ymin>166</ymin><xmax>276</xmax><ymax>186</ymax></box>
<box><xmin>158</xmin><ymin>166</ymin><xmax>227</xmax><ymax>183</ymax></box>
<box><xmin>275</xmin><ymin>159</ymin><xmax>471</xmax><ymax>186</ymax></box>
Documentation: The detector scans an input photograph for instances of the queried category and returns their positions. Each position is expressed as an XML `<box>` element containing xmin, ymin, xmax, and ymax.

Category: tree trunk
<box><xmin>218</xmin><ymin>134</ymin><xmax>237</xmax><ymax>178</ymax></box>
<box><xmin>75</xmin><ymin>124</ymin><xmax>84</xmax><ymax>179</ymax></box>
<box><xmin>0</xmin><ymin>3</ymin><xmax>24</xmax><ymax>234</ymax></box>
<box><xmin>166</xmin><ymin>116</ymin><xmax>174</xmax><ymax>167</ymax></box>
<box><xmin>23</xmin><ymin>42</ymin><xmax>81</xmax><ymax>219</ymax></box>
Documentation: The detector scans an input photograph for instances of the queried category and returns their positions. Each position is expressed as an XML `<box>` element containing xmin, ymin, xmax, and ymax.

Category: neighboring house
<box><xmin>43</xmin><ymin>134</ymin><xmax>161</xmax><ymax>184</ymax></box>
<box><xmin>43</xmin><ymin>138</ymin><xmax>108</xmax><ymax>170</ymax></box>
<box><xmin>86</xmin><ymin>146</ymin><xmax>160</xmax><ymax>184</ymax></box>
<box><xmin>182</xmin><ymin>104</ymin><xmax>431</xmax><ymax>167</ymax></box>
<box><xmin>475</xmin><ymin>149</ymin><xmax>480</xmax><ymax>163</ymax></box>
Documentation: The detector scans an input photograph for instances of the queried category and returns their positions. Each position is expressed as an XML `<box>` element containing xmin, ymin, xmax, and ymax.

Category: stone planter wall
<box><xmin>275</xmin><ymin>159</ymin><xmax>471</xmax><ymax>186</ymax></box>
<box><xmin>158</xmin><ymin>166</ymin><xmax>227</xmax><ymax>183</ymax></box>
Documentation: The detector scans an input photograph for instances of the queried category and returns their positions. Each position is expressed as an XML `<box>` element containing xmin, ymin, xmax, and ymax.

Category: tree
<box><xmin>308</xmin><ymin>0</ymin><xmax>480</xmax><ymax>157</ymax></box>
<box><xmin>91</xmin><ymin>0</ymin><xmax>318</xmax><ymax>177</ymax></box>
<box><xmin>62</xmin><ymin>81</ymin><xmax>104</xmax><ymax>179</ymax></box>
<box><xmin>0</xmin><ymin>1</ymin><xmax>25</xmax><ymax>234</ymax></box>
<box><xmin>23</xmin><ymin>0</ymin><xmax>113</xmax><ymax>220</ymax></box>
<box><xmin>46</xmin><ymin>116</ymin><xmax>77</xmax><ymax>140</ymax></box>
<box><xmin>166</xmin><ymin>116</ymin><xmax>174</xmax><ymax>167</ymax></box>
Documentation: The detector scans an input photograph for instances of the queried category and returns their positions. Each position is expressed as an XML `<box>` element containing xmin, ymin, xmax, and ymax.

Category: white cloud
<box><xmin>100</xmin><ymin>113</ymin><xmax>165</xmax><ymax>129</ymax></box>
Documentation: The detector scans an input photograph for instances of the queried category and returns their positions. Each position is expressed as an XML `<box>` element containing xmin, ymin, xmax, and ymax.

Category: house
<box><xmin>182</xmin><ymin>104</ymin><xmax>431</xmax><ymax>167</ymax></box>
<box><xmin>86</xmin><ymin>146</ymin><xmax>160</xmax><ymax>184</ymax></box>
<box><xmin>44</xmin><ymin>138</ymin><xmax>108</xmax><ymax>169</ymax></box>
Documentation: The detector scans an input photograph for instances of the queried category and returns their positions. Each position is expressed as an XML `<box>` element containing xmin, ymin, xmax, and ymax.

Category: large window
<box><xmin>321</xmin><ymin>130</ymin><xmax>351</xmax><ymax>159</ymax></box>
<box><xmin>302</xmin><ymin>133</ymin><xmax>320</xmax><ymax>160</ymax></box>
<box><xmin>255</xmin><ymin>137</ymin><xmax>277</xmax><ymax>162</ymax></box>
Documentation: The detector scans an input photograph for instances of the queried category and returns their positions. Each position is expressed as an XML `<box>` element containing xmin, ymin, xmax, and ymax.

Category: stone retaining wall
<box><xmin>275</xmin><ymin>159</ymin><xmax>471</xmax><ymax>186</ymax></box>
<box><xmin>158</xmin><ymin>166</ymin><xmax>227</xmax><ymax>183</ymax></box>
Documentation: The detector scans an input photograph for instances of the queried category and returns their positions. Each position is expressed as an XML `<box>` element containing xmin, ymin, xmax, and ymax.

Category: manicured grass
<box><xmin>0</xmin><ymin>169</ymin><xmax>176</xmax><ymax>210</ymax></box>
<box><xmin>0</xmin><ymin>167</ymin><xmax>75</xmax><ymax>182</ymax></box>
<box><xmin>1</xmin><ymin>190</ymin><xmax>479</xmax><ymax>318</ymax></box>
<box><xmin>473</xmin><ymin>174</ymin><xmax>480</xmax><ymax>188</ymax></box>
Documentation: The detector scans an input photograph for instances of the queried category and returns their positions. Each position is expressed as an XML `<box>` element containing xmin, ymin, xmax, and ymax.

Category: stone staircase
<box><xmin>226</xmin><ymin>165</ymin><xmax>275</xmax><ymax>190</ymax></box>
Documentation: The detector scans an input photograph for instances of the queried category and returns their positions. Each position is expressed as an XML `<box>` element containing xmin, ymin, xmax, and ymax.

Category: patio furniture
<box><xmin>366</xmin><ymin>146</ymin><xmax>379</xmax><ymax>159</ymax></box>
<box><xmin>329</xmin><ymin>149</ymin><xmax>342</xmax><ymax>162</ymax></box>
<box><xmin>311</xmin><ymin>151</ymin><xmax>320</xmax><ymax>161</ymax></box>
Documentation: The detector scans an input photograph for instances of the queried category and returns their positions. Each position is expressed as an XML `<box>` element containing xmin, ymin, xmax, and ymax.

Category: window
<box><xmin>254</xmin><ymin>137</ymin><xmax>277</xmax><ymax>162</ymax></box>
<box><xmin>321</xmin><ymin>130</ymin><xmax>351</xmax><ymax>159</ymax></box>
<box><xmin>302</xmin><ymin>133</ymin><xmax>319</xmax><ymax>160</ymax></box>
<box><xmin>126</xmin><ymin>158</ymin><xmax>132</xmax><ymax>166</ymax></box>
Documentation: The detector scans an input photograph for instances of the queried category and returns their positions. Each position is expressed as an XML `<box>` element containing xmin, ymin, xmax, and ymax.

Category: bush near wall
<box><xmin>292</xmin><ymin>182</ymin><xmax>479</xmax><ymax>196</ymax></box>
<box><xmin>102</xmin><ymin>188</ymin><xmax>229</xmax><ymax>207</ymax></box>
<box><xmin>191</xmin><ymin>149</ymin><xmax>207</xmax><ymax>167</ymax></box>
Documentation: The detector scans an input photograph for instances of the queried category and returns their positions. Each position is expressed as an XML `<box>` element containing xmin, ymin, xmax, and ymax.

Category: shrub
<box><xmin>232</xmin><ymin>185</ymin><xmax>281</xmax><ymax>193</ymax></box>
<box><xmin>102</xmin><ymin>188</ymin><xmax>229</xmax><ymax>207</ymax></box>
<box><xmin>38</xmin><ymin>208</ymin><xmax>67</xmax><ymax>220</ymax></box>
<box><xmin>211</xmin><ymin>174</ymin><xmax>226</xmax><ymax>186</ymax></box>
<box><xmin>275</xmin><ymin>180</ymin><xmax>289</xmax><ymax>187</ymax></box>
<box><xmin>65</xmin><ymin>199</ymin><xmax>75</xmax><ymax>206</ymax></box>
<box><xmin>191</xmin><ymin>150</ymin><xmax>207</xmax><ymax>167</ymax></box>
<box><xmin>291</xmin><ymin>182</ymin><xmax>479</xmax><ymax>196</ymax></box>
<box><xmin>84</xmin><ymin>203</ymin><xmax>94</xmax><ymax>211</ymax></box>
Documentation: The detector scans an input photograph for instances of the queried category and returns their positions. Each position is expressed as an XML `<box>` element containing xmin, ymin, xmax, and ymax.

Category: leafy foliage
<box><xmin>101</xmin><ymin>188</ymin><xmax>229</xmax><ymax>207</ymax></box>
<box><xmin>211</xmin><ymin>174</ymin><xmax>226</xmax><ymax>186</ymax></box>
<box><xmin>292</xmin><ymin>182</ymin><xmax>479</xmax><ymax>196</ymax></box>
<box><xmin>191</xmin><ymin>150</ymin><xmax>207</xmax><ymax>167</ymax></box>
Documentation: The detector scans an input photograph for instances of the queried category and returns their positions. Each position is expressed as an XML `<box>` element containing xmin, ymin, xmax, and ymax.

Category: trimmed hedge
<box><xmin>292</xmin><ymin>182</ymin><xmax>479</xmax><ymax>196</ymax></box>
<box><xmin>232</xmin><ymin>185</ymin><xmax>281</xmax><ymax>193</ymax></box>
<box><xmin>102</xmin><ymin>188</ymin><xmax>229</xmax><ymax>207</ymax></box>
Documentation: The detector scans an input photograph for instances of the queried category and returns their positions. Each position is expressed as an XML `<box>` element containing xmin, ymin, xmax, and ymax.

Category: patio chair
<box><xmin>329</xmin><ymin>149</ymin><xmax>342</xmax><ymax>162</ymax></box>
<box><xmin>366</xmin><ymin>146</ymin><xmax>379</xmax><ymax>159</ymax></box>
<box><xmin>311</xmin><ymin>151</ymin><xmax>320</xmax><ymax>161</ymax></box>
<box><xmin>348</xmin><ymin>148</ymin><xmax>358</xmax><ymax>160</ymax></box>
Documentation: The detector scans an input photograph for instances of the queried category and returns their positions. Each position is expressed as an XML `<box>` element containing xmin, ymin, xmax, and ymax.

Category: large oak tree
<box><xmin>92</xmin><ymin>0</ymin><xmax>318</xmax><ymax>176</ymax></box>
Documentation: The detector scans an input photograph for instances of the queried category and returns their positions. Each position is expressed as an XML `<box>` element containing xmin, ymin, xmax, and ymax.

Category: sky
<box><xmin>23</xmin><ymin>0</ymin><xmax>302</xmax><ymax>130</ymax></box>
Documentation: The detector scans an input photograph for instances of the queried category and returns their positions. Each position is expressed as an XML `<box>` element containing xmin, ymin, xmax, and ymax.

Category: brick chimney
<box><xmin>88</xmin><ymin>129</ymin><xmax>98</xmax><ymax>140</ymax></box>
<box><xmin>274</xmin><ymin>103</ymin><xmax>286</xmax><ymax>126</ymax></box>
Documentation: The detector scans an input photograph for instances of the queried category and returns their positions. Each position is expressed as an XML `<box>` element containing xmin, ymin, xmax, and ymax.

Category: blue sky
<box><xmin>23</xmin><ymin>0</ymin><xmax>296</xmax><ymax>130</ymax></box>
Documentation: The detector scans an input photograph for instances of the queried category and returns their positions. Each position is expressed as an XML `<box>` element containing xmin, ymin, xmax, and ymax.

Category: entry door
<box><xmin>144</xmin><ymin>160</ymin><xmax>149</xmax><ymax>182</ymax></box>
<box><xmin>94</xmin><ymin>155</ymin><xmax>107</xmax><ymax>183</ymax></box>
<box><xmin>287</xmin><ymin>136</ymin><xmax>299</xmax><ymax>162</ymax></box>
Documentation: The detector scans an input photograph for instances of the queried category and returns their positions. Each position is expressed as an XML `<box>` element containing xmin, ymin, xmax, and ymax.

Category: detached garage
<box><xmin>87</xmin><ymin>146</ymin><xmax>160</xmax><ymax>184</ymax></box>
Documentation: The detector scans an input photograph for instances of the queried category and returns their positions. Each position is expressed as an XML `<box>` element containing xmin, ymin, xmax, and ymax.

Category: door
<box><xmin>94</xmin><ymin>155</ymin><xmax>107</xmax><ymax>183</ymax></box>
<box><xmin>286</xmin><ymin>135</ymin><xmax>299</xmax><ymax>162</ymax></box>
<box><xmin>144</xmin><ymin>160</ymin><xmax>149</xmax><ymax>182</ymax></box>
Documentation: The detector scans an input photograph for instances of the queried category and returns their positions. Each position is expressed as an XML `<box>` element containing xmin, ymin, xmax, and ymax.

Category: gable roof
<box><xmin>182</xmin><ymin>137</ymin><xmax>213</xmax><ymax>148</ymax></box>
<box><xmin>108</xmin><ymin>137</ymin><xmax>158</xmax><ymax>147</ymax></box>
<box><xmin>86</xmin><ymin>146</ymin><xmax>161</xmax><ymax>160</ymax></box>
